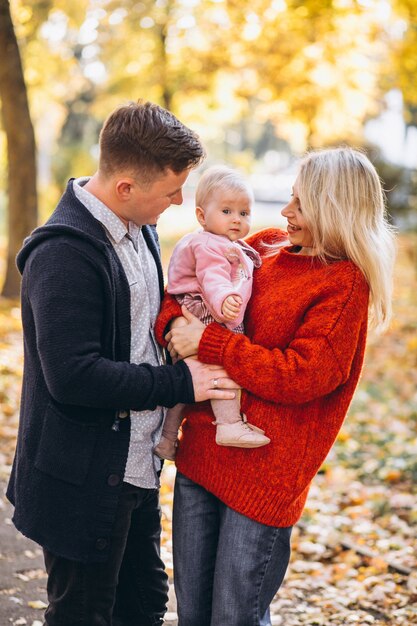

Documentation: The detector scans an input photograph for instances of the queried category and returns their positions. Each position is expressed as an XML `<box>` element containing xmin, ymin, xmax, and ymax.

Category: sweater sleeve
<box><xmin>198</xmin><ymin>269</ymin><xmax>369</xmax><ymax>405</ymax></box>
<box><xmin>154</xmin><ymin>292</ymin><xmax>183</xmax><ymax>348</ymax></box>
<box><xmin>26</xmin><ymin>241</ymin><xmax>194</xmax><ymax>410</ymax></box>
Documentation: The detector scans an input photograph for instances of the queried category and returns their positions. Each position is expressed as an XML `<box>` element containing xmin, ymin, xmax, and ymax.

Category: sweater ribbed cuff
<box><xmin>154</xmin><ymin>295</ymin><xmax>182</xmax><ymax>347</ymax></box>
<box><xmin>198</xmin><ymin>322</ymin><xmax>235</xmax><ymax>365</ymax></box>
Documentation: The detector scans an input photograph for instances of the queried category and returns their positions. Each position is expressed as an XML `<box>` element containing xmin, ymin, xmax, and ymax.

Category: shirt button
<box><xmin>95</xmin><ymin>538</ymin><xmax>108</xmax><ymax>551</ymax></box>
<box><xmin>118</xmin><ymin>410</ymin><xmax>129</xmax><ymax>418</ymax></box>
<box><xmin>107</xmin><ymin>474</ymin><xmax>121</xmax><ymax>487</ymax></box>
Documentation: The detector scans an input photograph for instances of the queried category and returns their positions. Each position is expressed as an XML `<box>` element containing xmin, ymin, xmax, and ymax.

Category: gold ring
<box><xmin>213</xmin><ymin>378</ymin><xmax>219</xmax><ymax>389</ymax></box>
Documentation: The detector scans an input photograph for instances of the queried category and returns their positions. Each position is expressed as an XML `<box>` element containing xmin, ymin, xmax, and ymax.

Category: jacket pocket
<box><xmin>34</xmin><ymin>403</ymin><xmax>98</xmax><ymax>486</ymax></box>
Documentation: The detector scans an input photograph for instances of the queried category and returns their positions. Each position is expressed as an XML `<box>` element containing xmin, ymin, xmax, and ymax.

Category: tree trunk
<box><xmin>0</xmin><ymin>0</ymin><xmax>37</xmax><ymax>297</ymax></box>
<box><xmin>157</xmin><ymin>2</ymin><xmax>173</xmax><ymax>112</ymax></box>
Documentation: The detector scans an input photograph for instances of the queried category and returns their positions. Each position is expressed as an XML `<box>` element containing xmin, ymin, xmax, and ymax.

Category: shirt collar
<box><xmin>73</xmin><ymin>177</ymin><xmax>141</xmax><ymax>245</ymax></box>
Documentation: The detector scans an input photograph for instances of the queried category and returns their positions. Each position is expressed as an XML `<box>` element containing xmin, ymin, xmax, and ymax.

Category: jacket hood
<box><xmin>17</xmin><ymin>180</ymin><xmax>112</xmax><ymax>274</ymax></box>
<box><xmin>16</xmin><ymin>223</ymin><xmax>110</xmax><ymax>274</ymax></box>
<box><xmin>16</xmin><ymin>179</ymin><xmax>164</xmax><ymax>302</ymax></box>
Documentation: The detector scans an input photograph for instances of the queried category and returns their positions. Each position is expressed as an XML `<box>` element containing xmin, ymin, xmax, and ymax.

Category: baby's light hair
<box><xmin>196</xmin><ymin>165</ymin><xmax>254</xmax><ymax>208</ymax></box>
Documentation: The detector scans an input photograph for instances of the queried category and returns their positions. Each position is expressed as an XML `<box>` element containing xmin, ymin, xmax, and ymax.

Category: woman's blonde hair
<box><xmin>196</xmin><ymin>165</ymin><xmax>254</xmax><ymax>208</ymax></box>
<box><xmin>282</xmin><ymin>147</ymin><xmax>396</xmax><ymax>330</ymax></box>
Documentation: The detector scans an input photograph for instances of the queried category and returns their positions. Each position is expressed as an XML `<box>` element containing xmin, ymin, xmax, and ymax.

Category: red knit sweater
<box><xmin>155</xmin><ymin>228</ymin><xmax>370</xmax><ymax>527</ymax></box>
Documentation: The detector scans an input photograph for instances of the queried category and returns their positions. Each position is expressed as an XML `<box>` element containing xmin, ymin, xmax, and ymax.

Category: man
<box><xmin>7</xmin><ymin>100</ymin><xmax>235</xmax><ymax>625</ymax></box>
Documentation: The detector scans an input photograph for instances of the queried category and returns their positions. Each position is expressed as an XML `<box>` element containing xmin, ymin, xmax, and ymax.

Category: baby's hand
<box><xmin>221</xmin><ymin>295</ymin><xmax>243</xmax><ymax>321</ymax></box>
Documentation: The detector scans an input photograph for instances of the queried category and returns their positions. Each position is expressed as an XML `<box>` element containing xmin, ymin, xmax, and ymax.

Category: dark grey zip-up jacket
<box><xmin>6</xmin><ymin>180</ymin><xmax>194</xmax><ymax>563</ymax></box>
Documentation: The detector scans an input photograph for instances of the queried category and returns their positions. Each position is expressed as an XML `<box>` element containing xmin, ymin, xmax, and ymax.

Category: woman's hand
<box><xmin>169</xmin><ymin>315</ymin><xmax>188</xmax><ymax>330</ymax></box>
<box><xmin>165</xmin><ymin>306</ymin><xmax>205</xmax><ymax>360</ymax></box>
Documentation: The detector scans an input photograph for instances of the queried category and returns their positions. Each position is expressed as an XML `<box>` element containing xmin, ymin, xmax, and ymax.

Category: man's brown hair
<box><xmin>99</xmin><ymin>100</ymin><xmax>205</xmax><ymax>184</ymax></box>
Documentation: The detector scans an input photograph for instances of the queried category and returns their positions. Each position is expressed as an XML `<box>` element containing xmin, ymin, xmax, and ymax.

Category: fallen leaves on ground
<box><xmin>1</xmin><ymin>235</ymin><xmax>416</xmax><ymax>625</ymax></box>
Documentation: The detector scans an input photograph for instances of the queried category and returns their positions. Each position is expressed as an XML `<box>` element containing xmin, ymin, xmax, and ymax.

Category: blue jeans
<box><xmin>43</xmin><ymin>483</ymin><xmax>168</xmax><ymax>625</ymax></box>
<box><xmin>173</xmin><ymin>472</ymin><xmax>292</xmax><ymax>626</ymax></box>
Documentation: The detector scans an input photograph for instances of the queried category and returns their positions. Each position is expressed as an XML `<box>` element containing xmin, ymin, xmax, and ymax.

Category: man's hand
<box><xmin>165</xmin><ymin>306</ymin><xmax>205</xmax><ymax>360</ymax></box>
<box><xmin>221</xmin><ymin>295</ymin><xmax>242</xmax><ymax>321</ymax></box>
<box><xmin>184</xmin><ymin>358</ymin><xmax>239</xmax><ymax>402</ymax></box>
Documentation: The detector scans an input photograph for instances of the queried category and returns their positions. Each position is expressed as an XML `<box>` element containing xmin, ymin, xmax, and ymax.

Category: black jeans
<box><xmin>43</xmin><ymin>483</ymin><xmax>169</xmax><ymax>626</ymax></box>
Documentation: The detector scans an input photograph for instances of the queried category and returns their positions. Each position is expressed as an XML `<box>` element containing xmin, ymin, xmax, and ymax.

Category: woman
<box><xmin>155</xmin><ymin>147</ymin><xmax>396</xmax><ymax>626</ymax></box>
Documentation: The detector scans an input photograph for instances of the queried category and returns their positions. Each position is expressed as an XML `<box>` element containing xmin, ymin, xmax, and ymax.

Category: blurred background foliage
<box><xmin>0</xmin><ymin>5</ymin><xmax>416</xmax><ymax>620</ymax></box>
<box><xmin>1</xmin><ymin>0</ymin><xmax>417</xmax><ymax>287</ymax></box>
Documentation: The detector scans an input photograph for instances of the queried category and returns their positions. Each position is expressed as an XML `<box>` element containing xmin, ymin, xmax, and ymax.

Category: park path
<box><xmin>0</xmin><ymin>483</ymin><xmax>179</xmax><ymax>625</ymax></box>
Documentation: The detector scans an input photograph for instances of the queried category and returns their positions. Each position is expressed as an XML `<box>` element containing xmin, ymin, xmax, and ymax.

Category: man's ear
<box><xmin>195</xmin><ymin>206</ymin><xmax>206</xmax><ymax>227</ymax></box>
<box><xmin>115</xmin><ymin>178</ymin><xmax>135</xmax><ymax>200</ymax></box>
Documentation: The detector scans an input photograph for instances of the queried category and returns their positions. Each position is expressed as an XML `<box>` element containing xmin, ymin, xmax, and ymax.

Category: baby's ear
<box><xmin>195</xmin><ymin>206</ymin><xmax>205</xmax><ymax>227</ymax></box>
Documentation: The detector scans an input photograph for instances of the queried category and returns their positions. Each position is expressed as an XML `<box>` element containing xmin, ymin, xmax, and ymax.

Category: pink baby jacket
<box><xmin>167</xmin><ymin>230</ymin><xmax>262</xmax><ymax>330</ymax></box>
